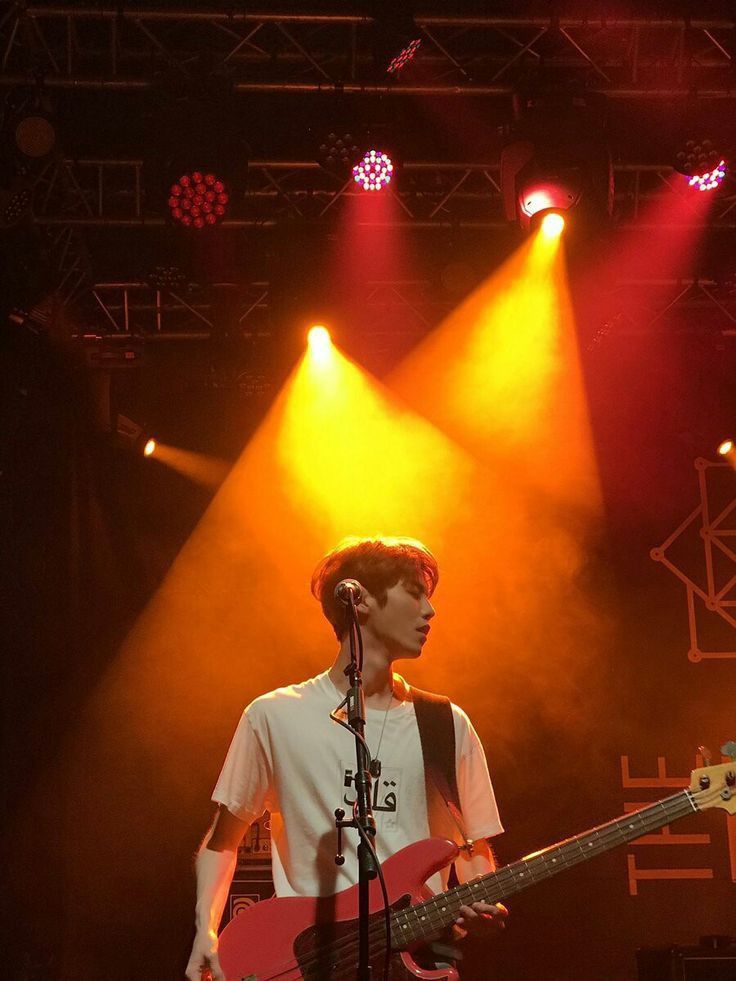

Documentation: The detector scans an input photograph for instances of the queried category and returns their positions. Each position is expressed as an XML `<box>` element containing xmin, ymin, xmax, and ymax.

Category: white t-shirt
<box><xmin>212</xmin><ymin>671</ymin><xmax>503</xmax><ymax>897</ymax></box>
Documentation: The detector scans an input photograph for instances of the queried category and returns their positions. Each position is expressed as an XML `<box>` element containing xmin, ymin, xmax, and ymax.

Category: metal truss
<box><xmin>29</xmin><ymin>156</ymin><xmax>736</xmax><ymax>229</ymax></box>
<box><xmin>1</xmin><ymin>6</ymin><xmax>735</xmax><ymax>98</ymax></box>
<box><xmin>589</xmin><ymin>278</ymin><xmax>736</xmax><ymax>347</ymax></box>
<box><xmin>78</xmin><ymin>277</ymin><xmax>446</xmax><ymax>341</ymax></box>
<box><xmin>75</xmin><ymin>272</ymin><xmax>736</xmax><ymax>348</ymax></box>
<box><xmin>81</xmin><ymin>280</ymin><xmax>271</xmax><ymax>338</ymax></box>
<box><xmin>651</xmin><ymin>458</ymin><xmax>736</xmax><ymax>662</ymax></box>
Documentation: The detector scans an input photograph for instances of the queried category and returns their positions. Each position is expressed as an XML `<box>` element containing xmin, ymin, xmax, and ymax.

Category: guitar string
<box><xmin>282</xmin><ymin>794</ymin><xmax>694</xmax><ymax>980</ymax></box>
<box><xmin>253</xmin><ymin>791</ymin><xmax>695</xmax><ymax>979</ymax></box>
<box><xmin>257</xmin><ymin>792</ymin><xmax>696</xmax><ymax>979</ymax></box>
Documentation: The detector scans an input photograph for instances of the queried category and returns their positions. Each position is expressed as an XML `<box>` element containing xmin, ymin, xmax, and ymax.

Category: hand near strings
<box><xmin>454</xmin><ymin>900</ymin><xmax>508</xmax><ymax>941</ymax></box>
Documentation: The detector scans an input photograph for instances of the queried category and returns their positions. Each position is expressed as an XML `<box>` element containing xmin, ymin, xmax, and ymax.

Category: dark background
<box><xmin>2</xmin><ymin>4</ymin><xmax>736</xmax><ymax>979</ymax></box>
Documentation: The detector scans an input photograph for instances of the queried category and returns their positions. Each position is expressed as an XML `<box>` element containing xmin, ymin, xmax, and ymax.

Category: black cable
<box><xmin>352</xmin><ymin>803</ymin><xmax>392</xmax><ymax>981</ymax></box>
<box><xmin>330</xmin><ymin>697</ymin><xmax>373</xmax><ymax>763</ymax></box>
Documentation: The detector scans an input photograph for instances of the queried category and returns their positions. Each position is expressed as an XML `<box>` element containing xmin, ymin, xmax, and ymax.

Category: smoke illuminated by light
<box><xmin>391</xmin><ymin>223</ymin><xmax>596</xmax><ymax>500</ymax></box>
<box><xmin>131</xmin><ymin>439</ymin><xmax>230</xmax><ymax>487</ymax></box>
<box><xmin>386</xmin><ymin>224</ymin><xmax>607</xmax><ymax>721</ymax></box>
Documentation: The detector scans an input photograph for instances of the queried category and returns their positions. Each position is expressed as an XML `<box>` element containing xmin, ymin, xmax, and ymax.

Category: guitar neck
<box><xmin>391</xmin><ymin>789</ymin><xmax>697</xmax><ymax>947</ymax></box>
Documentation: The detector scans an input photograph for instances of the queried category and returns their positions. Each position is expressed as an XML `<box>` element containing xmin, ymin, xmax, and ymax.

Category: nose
<box><xmin>422</xmin><ymin>597</ymin><xmax>435</xmax><ymax>620</ymax></box>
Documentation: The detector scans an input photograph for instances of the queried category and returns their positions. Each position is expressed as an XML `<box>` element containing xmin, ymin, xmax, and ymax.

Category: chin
<box><xmin>395</xmin><ymin>645</ymin><xmax>423</xmax><ymax>660</ymax></box>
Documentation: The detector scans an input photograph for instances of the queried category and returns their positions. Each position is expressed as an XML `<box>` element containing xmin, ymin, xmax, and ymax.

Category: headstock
<box><xmin>689</xmin><ymin>741</ymin><xmax>736</xmax><ymax>815</ymax></box>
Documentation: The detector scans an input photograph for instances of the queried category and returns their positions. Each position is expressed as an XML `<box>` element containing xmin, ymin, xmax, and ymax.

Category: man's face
<box><xmin>362</xmin><ymin>578</ymin><xmax>435</xmax><ymax>658</ymax></box>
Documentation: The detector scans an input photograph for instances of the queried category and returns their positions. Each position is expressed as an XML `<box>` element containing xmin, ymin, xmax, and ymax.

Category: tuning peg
<box><xmin>699</xmin><ymin>745</ymin><xmax>713</xmax><ymax>766</ymax></box>
<box><xmin>721</xmin><ymin>741</ymin><xmax>736</xmax><ymax>762</ymax></box>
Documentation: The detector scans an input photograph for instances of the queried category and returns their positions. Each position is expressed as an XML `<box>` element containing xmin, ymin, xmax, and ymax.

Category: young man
<box><xmin>186</xmin><ymin>537</ymin><xmax>507</xmax><ymax>981</ymax></box>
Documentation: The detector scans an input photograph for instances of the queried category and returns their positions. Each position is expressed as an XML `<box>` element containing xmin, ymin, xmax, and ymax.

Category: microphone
<box><xmin>334</xmin><ymin>579</ymin><xmax>363</xmax><ymax>604</ymax></box>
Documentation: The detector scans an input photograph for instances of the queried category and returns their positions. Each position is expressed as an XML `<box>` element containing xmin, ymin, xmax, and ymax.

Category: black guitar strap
<box><xmin>408</xmin><ymin>684</ymin><xmax>474</xmax><ymax>854</ymax></box>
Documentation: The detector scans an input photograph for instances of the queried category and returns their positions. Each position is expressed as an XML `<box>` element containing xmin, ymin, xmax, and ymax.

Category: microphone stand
<box><xmin>334</xmin><ymin>595</ymin><xmax>378</xmax><ymax>981</ymax></box>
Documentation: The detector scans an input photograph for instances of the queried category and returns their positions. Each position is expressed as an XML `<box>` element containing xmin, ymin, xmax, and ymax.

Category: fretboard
<box><xmin>390</xmin><ymin>789</ymin><xmax>697</xmax><ymax>947</ymax></box>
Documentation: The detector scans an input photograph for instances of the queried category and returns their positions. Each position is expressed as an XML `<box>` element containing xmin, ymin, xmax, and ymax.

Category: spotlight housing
<box><xmin>168</xmin><ymin>171</ymin><xmax>229</xmax><ymax>228</ymax></box>
<box><xmin>14</xmin><ymin>113</ymin><xmax>57</xmax><ymax>158</ymax></box>
<box><xmin>317</xmin><ymin>129</ymin><xmax>362</xmax><ymax>177</ymax></box>
<box><xmin>5</xmin><ymin>89</ymin><xmax>58</xmax><ymax>159</ymax></box>
<box><xmin>519</xmin><ymin>175</ymin><xmax>581</xmax><ymax>223</ymax></box>
<box><xmin>0</xmin><ymin>179</ymin><xmax>34</xmax><ymax>229</ymax></box>
<box><xmin>145</xmin><ymin>265</ymin><xmax>189</xmax><ymax>291</ymax></box>
<box><xmin>116</xmin><ymin>414</ymin><xmax>156</xmax><ymax>456</ymax></box>
<box><xmin>675</xmin><ymin>139</ymin><xmax>722</xmax><ymax>179</ymax></box>
<box><xmin>688</xmin><ymin>160</ymin><xmax>727</xmax><ymax>192</ymax></box>
<box><xmin>500</xmin><ymin>91</ymin><xmax>613</xmax><ymax>233</ymax></box>
<box><xmin>373</xmin><ymin>1</ymin><xmax>422</xmax><ymax>75</ymax></box>
<box><xmin>387</xmin><ymin>38</ymin><xmax>422</xmax><ymax>75</ymax></box>
<box><xmin>352</xmin><ymin>150</ymin><xmax>394</xmax><ymax>192</ymax></box>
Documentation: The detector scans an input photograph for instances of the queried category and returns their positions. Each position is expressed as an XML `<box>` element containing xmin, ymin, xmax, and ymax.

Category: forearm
<box><xmin>194</xmin><ymin>837</ymin><xmax>238</xmax><ymax>935</ymax></box>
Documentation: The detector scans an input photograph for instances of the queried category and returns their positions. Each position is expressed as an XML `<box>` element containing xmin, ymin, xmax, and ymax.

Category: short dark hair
<box><xmin>311</xmin><ymin>536</ymin><xmax>439</xmax><ymax>640</ymax></box>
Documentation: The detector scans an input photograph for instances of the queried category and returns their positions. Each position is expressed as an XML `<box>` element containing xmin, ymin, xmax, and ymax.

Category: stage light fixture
<box><xmin>688</xmin><ymin>159</ymin><xmax>727</xmax><ymax>192</ymax></box>
<box><xmin>4</xmin><ymin>89</ymin><xmax>58</xmax><ymax>159</ymax></box>
<box><xmin>500</xmin><ymin>92</ymin><xmax>613</xmax><ymax>233</ymax></box>
<box><xmin>515</xmin><ymin>168</ymin><xmax>582</xmax><ymax>231</ymax></box>
<box><xmin>168</xmin><ymin>171</ymin><xmax>229</xmax><ymax>228</ymax></box>
<box><xmin>145</xmin><ymin>265</ymin><xmax>188</xmax><ymax>291</ymax></box>
<box><xmin>675</xmin><ymin>139</ymin><xmax>727</xmax><ymax>191</ymax></box>
<box><xmin>387</xmin><ymin>37</ymin><xmax>422</xmax><ymax>75</ymax></box>
<box><xmin>718</xmin><ymin>438</ymin><xmax>734</xmax><ymax>456</ymax></box>
<box><xmin>0</xmin><ymin>179</ymin><xmax>33</xmax><ymax>228</ymax></box>
<box><xmin>352</xmin><ymin>150</ymin><xmax>393</xmax><ymax>192</ymax></box>
<box><xmin>308</xmin><ymin>325</ymin><xmax>331</xmax><ymax>349</ymax></box>
<box><xmin>373</xmin><ymin>2</ymin><xmax>422</xmax><ymax>75</ymax></box>
<box><xmin>115</xmin><ymin>414</ymin><xmax>156</xmax><ymax>457</ymax></box>
<box><xmin>317</xmin><ymin>130</ymin><xmax>362</xmax><ymax>177</ymax></box>
<box><xmin>14</xmin><ymin>113</ymin><xmax>56</xmax><ymax>158</ymax></box>
<box><xmin>540</xmin><ymin>211</ymin><xmax>566</xmax><ymax>237</ymax></box>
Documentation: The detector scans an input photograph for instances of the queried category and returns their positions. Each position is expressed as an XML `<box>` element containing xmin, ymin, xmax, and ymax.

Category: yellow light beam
<box><xmin>390</xmin><ymin>227</ymin><xmax>600</xmax><ymax>510</ymax></box>
<box><xmin>77</xmin><ymin>338</ymin><xmax>478</xmax><ymax>776</ymax></box>
<box><xmin>144</xmin><ymin>442</ymin><xmax>231</xmax><ymax>489</ymax></box>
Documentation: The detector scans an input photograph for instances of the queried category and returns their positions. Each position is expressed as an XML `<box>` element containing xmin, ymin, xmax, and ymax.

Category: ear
<box><xmin>355</xmin><ymin>589</ymin><xmax>376</xmax><ymax>621</ymax></box>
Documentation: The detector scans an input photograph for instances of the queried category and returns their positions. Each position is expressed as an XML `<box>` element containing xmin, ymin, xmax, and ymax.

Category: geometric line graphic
<box><xmin>651</xmin><ymin>458</ymin><xmax>736</xmax><ymax>662</ymax></box>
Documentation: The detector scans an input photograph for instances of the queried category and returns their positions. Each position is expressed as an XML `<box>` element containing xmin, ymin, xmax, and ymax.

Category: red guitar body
<box><xmin>218</xmin><ymin>837</ymin><xmax>461</xmax><ymax>981</ymax></box>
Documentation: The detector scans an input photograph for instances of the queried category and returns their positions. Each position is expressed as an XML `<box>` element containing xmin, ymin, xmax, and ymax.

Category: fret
<box><xmin>391</xmin><ymin>789</ymin><xmax>701</xmax><ymax>946</ymax></box>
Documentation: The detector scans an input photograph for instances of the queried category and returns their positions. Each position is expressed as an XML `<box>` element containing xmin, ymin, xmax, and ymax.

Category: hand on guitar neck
<box><xmin>211</xmin><ymin>754</ymin><xmax>735</xmax><ymax>981</ymax></box>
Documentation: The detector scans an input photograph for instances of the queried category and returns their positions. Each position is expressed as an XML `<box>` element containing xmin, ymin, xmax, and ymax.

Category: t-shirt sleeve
<box><xmin>211</xmin><ymin>705</ymin><xmax>273</xmax><ymax>823</ymax></box>
<box><xmin>454</xmin><ymin>706</ymin><xmax>504</xmax><ymax>840</ymax></box>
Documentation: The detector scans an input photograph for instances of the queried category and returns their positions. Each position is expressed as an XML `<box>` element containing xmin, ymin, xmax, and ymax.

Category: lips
<box><xmin>417</xmin><ymin>625</ymin><xmax>430</xmax><ymax>636</ymax></box>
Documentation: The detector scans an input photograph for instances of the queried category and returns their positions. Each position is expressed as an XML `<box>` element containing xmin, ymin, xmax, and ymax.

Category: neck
<box><xmin>388</xmin><ymin>788</ymin><xmax>697</xmax><ymax>950</ymax></box>
<box><xmin>329</xmin><ymin>637</ymin><xmax>394</xmax><ymax>699</ymax></box>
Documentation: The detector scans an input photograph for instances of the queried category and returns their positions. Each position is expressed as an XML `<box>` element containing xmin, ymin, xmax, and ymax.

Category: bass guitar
<box><xmin>219</xmin><ymin>753</ymin><xmax>736</xmax><ymax>980</ymax></box>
